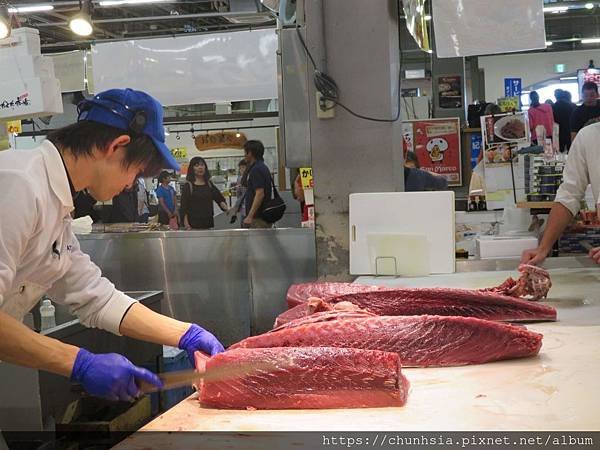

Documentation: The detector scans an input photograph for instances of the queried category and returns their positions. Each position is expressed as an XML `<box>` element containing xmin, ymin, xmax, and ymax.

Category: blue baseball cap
<box><xmin>77</xmin><ymin>88</ymin><xmax>180</xmax><ymax>171</ymax></box>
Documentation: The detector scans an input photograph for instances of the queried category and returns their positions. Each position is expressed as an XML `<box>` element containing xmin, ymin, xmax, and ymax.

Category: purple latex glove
<box><xmin>178</xmin><ymin>324</ymin><xmax>225</xmax><ymax>365</ymax></box>
<box><xmin>70</xmin><ymin>348</ymin><xmax>162</xmax><ymax>402</ymax></box>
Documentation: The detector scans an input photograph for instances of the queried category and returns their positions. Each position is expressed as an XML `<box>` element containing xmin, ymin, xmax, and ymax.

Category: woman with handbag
<box><xmin>181</xmin><ymin>156</ymin><xmax>228</xmax><ymax>230</ymax></box>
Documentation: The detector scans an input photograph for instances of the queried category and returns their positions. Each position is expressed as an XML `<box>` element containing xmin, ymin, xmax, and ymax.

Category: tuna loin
<box><xmin>274</xmin><ymin>297</ymin><xmax>373</xmax><ymax>328</ymax></box>
<box><xmin>198</xmin><ymin>347</ymin><xmax>409</xmax><ymax>409</ymax></box>
<box><xmin>286</xmin><ymin>282</ymin><xmax>390</xmax><ymax>308</ymax></box>
<box><xmin>232</xmin><ymin>315</ymin><xmax>543</xmax><ymax>367</ymax></box>
<box><xmin>312</xmin><ymin>288</ymin><xmax>557</xmax><ymax>322</ymax></box>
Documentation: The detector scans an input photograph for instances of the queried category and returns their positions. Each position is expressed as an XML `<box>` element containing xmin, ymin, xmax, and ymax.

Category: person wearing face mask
<box><xmin>0</xmin><ymin>88</ymin><xmax>224</xmax><ymax>403</ymax></box>
<box><xmin>181</xmin><ymin>156</ymin><xmax>228</xmax><ymax>230</ymax></box>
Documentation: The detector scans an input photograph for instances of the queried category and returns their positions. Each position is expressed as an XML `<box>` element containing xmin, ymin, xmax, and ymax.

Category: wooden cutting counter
<box><xmin>119</xmin><ymin>266</ymin><xmax>600</xmax><ymax>445</ymax></box>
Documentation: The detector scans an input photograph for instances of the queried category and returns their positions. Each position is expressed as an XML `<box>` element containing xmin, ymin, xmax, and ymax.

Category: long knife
<box><xmin>139</xmin><ymin>368</ymin><xmax>201</xmax><ymax>393</ymax></box>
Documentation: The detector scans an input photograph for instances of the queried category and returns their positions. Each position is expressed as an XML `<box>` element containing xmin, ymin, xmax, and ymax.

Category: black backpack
<box><xmin>260</xmin><ymin>174</ymin><xmax>286</xmax><ymax>223</ymax></box>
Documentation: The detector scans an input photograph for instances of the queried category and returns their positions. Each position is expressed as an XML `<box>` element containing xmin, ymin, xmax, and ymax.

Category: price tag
<box><xmin>6</xmin><ymin>120</ymin><xmax>22</xmax><ymax>134</ymax></box>
<box><xmin>300</xmin><ymin>167</ymin><xmax>313</xmax><ymax>189</ymax></box>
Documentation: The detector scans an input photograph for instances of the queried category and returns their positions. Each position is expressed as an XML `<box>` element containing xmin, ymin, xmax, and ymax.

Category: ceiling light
<box><xmin>69</xmin><ymin>1</ymin><xmax>93</xmax><ymax>36</ymax></box>
<box><xmin>543</xmin><ymin>6</ymin><xmax>569</xmax><ymax>13</ymax></box>
<box><xmin>0</xmin><ymin>4</ymin><xmax>10</xmax><ymax>39</ymax></box>
<box><xmin>582</xmin><ymin>37</ymin><xmax>600</xmax><ymax>44</ymax></box>
<box><xmin>99</xmin><ymin>0</ymin><xmax>168</xmax><ymax>6</ymax></box>
<box><xmin>424</xmin><ymin>15</ymin><xmax>432</xmax><ymax>21</ymax></box>
<box><xmin>560</xmin><ymin>76</ymin><xmax>578</xmax><ymax>80</ymax></box>
<box><xmin>546</xmin><ymin>41</ymin><xmax>553</xmax><ymax>46</ymax></box>
<box><xmin>585</xmin><ymin>3</ymin><xmax>595</xmax><ymax>10</ymax></box>
<box><xmin>8</xmin><ymin>5</ymin><xmax>54</xmax><ymax>14</ymax></box>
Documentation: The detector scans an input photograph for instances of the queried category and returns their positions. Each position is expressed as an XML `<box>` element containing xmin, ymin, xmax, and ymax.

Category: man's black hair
<box><xmin>47</xmin><ymin>121</ymin><xmax>164</xmax><ymax>177</ymax></box>
<box><xmin>243</xmin><ymin>140</ymin><xmax>265</xmax><ymax>160</ymax></box>
<box><xmin>582</xmin><ymin>81</ymin><xmax>599</xmax><ymax>94</ymax></box>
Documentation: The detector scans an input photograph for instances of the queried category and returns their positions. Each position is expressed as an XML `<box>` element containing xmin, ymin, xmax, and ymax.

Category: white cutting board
<box><xmin>349</xmin><ymin>192</ymin><xmax>455</xmax><ymax>275</ymax></box>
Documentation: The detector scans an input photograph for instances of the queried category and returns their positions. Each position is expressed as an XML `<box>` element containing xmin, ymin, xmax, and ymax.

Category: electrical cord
<box><xmin>295</xmin><ymin>0</ymin><xmax>403</xmax><ymax>123</ymax></box>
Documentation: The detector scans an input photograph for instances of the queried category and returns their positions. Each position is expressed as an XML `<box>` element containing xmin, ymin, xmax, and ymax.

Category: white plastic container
<box><xmin>39</xmin><ymin>299</ymin><xmax>56</xmax><ymax>331</ymax></box>
<box><xmin>0</xmin><ymin>54</ymin><xmax>55</xmax><ymax>80</ymax></box>
<box><xmin>476</xmin><ymin>236</ymin><xmax>539</xmax><ymax>259</ymax></box>
<box><xmin>0</xmin><ymin>76</ymin><xmax>63</xmax><ymax>120</ymax></box>
<box><xmin>0</xmin><ymin>27</ymin><xmax>41</xmax><ymax>58</ymax></box>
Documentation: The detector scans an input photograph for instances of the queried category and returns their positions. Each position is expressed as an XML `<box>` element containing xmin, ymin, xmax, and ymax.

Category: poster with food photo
<box><xmin>482</xmin><ymin>112</ymin><xmax>529</xmax><ymax>146</ymax></box>
<box><xmin>410</xmin><ymin>118</ymin><xmax>462</xmax><ymax>186</ymax></box>
<box><xmin>438</xmin><ymin>75</ymin><xmax>462</xmax><ymax>109</ymax></box>
<box><xmin>484</xmin><ymin>142</ymin><xmax>518</xmax><ymax>165</ymax></box>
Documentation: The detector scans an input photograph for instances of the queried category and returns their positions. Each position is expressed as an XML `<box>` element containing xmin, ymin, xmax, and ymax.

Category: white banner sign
<box><xmin>432</xmin><ymin>0</ymin><xmax>546</xmax><ymax>58</ymax></box>
<box><xmin>91</xmin><ymin>29</ymin><xmax>278</xmax><ymax>106</ymax></box>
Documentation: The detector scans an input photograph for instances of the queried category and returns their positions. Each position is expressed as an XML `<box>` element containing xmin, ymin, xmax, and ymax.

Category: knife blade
<box><xmin>581</xmin><ymin>240</ymin><xmax>593</xmax><ymax>252</ymax></box>
<box><xmin>138</xmin><ymin>358</ymin><xmax>280</xmax><ymax>394</ymax></box>
<box><xmin>139</xmin><ymin>368</ymin><xmax>200</xmax><ymax>394</ymax></box>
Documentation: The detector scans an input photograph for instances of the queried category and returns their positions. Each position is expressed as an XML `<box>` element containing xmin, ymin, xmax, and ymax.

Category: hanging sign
<box><xmin>194</xmin><ymin>131</ymin><xmax>247</xmax><ymax>152</ymax></box>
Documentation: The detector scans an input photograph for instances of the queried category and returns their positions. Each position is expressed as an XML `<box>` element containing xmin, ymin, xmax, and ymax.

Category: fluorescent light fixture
<box><xmin>546</xmin><ymin>41</ymin><xmax>553</xmax><ymax>46</ymax></box>
<box><xmin>582</xmin><ymin>37</ymin><xmax>600</xmax><ymax>44</ymax></box>
<box><xmin>8</xmin><ymin>5</ymin><xmax>54</xmax><ymax>13</ymax></box>
<box><xmin>560</xmin><ymin>76</ymin><xmax>578</xmax><ymax>80</ymax></box>
<box><xmin>0</xmin><ymin>5</ymin><xmax>10</xmax><ymax>39</ymax></box>
<box><xmin>424</xmin><ymin>15</ymin><xmax>432</xmax><ymax>21</ymax></box>
<box><xmin>543</xmin><ymin>6</ymin><xmax>569</xmax><ymax>13</ymax></box>
<box><xmin>585</xmin><ymin>3</ymin><xmax>595</xmax><ymax>9</ymax></box>
<box><xmin>99</xmin><ymin>0</ymin><xmax>168</xmax><ymax>6</ymax></box>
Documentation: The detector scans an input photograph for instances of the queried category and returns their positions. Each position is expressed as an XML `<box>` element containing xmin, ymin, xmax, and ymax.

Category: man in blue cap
<box><xmin>0</xmin><ymin>88</ymin><xmax>224</xmax><ymax>402</ymax></box>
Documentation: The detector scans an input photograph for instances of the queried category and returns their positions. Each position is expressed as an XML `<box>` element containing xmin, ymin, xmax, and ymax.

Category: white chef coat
<box><xmin>555</xmin><ymin>122</ymin><xmax>600</xmax><ymax>216</ymax></box>
<box><xmin>0</xmin><ymin>140</ymin><xmax>136</xmax><ymax>334</ymax></box>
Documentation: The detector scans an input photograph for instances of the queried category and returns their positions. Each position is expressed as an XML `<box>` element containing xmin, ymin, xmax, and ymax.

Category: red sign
<box><xmin>411</xmin><ymin>118</ymin><xmax>462</xmax><ymax>186</ymax></box>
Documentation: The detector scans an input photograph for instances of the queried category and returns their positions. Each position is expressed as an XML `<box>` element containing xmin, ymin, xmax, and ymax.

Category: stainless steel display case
<box><xmin>77</xmin><ymin>228</ymin><xmax>317</xmax><ymax>346</ymax></box>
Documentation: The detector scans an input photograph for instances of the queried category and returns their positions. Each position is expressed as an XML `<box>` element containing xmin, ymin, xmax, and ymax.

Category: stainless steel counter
<box><xmin>78</xmin><ymin>228</ymin><xmax>317</xmax><ymax>346</ymax></box>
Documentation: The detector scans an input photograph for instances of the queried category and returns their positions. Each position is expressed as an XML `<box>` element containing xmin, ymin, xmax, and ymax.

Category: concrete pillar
<box><xmin>304</xmin><ymin>0</ymin><xmax>403</xmax><ymax>280</ymax></box>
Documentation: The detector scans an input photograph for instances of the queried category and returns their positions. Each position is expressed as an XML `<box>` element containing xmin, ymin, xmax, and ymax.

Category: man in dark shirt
<box><xmin>243</xmin><ymin>140</ymin><xmax>273</xmax><ymax>228</ymax></box>
<box><xmin>552</xmin><ymin>89</ymin><xmax>576</xmax><ymax>152</ymax></box>
<box><xmin>570</xmin><ymin>81</ymin><xmax>600</xmax><ymax>140</ymax></box>
<box><xmin>403</xmin><ymin>152</ymin><xmax>448</xmax><ymax>191</ymax></box>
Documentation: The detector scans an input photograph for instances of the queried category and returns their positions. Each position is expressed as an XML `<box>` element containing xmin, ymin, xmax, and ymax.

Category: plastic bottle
<box><xmin>40</xmin><ymin>299</ymin><xmax>56</xmax><ymax>331</ymax></box>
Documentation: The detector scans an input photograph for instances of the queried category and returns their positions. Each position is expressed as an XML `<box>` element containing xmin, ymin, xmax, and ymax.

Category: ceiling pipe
<box><xmin>35</xmin><ymin>10</ymin><xmax>273</xmax><ymax>26</ymax></box>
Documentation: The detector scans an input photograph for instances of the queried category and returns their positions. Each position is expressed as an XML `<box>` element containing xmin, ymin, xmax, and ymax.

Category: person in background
<box><xmin>181</xmin><ymin>156</ymin><xmax>228</xmax><ymax>230</ymax></box>
<box><xmin>155</xmin><ymin>170</ymin><xmax>177</xmax><ymax>226</ymax></box>
<box><xmin>527</xmin><ymin>91</ymin><xmax>555</xmax><ymax>144</ymax></box>
<box><xmin>109</xmin><ymin>186</ymin><xmax>138</xmax><ymax>223</ymax></box>
<box><xmin>137</xmin><ymin>177</ymin><xmax>150</xmax><ymax>223</ymax></box>
<box><xmin>228</xmin><ymin>159</ymin><xmax>248</xmax><ymax>225</ymax></box>
<box><xmin>243</xmin><ymin>140</ymin><xmax>273</xmax><ymax>229</ymax></box>
<box><xmin>570</xmin><ymin>81</ymin><xmax>600</xmax><ymax>140</ymax></box>
<box><xmin>0</xmin><ymin>87</ymin><xmax>224</xmax><ymax>404</ymax></box>
<box><xmin>522</xmin><ymin>122</ymin><xmax>600</xmax><ymax>266</ymax></box>
<box><xmin>403</xmin><ymin>151</ymin><xmax>448</xmax><ymax>192</ymax></box>
<box><xmin>552</xmin><ymin>89</ymin><xmax>576</xmax><ymax>153</ymax></box>
<box><xmin>484</xmin><ymin>103</ymin><xmax>502</xmax><ymax>116</ymax></box>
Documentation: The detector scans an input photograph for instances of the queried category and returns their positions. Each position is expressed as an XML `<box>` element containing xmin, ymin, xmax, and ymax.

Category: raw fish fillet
<box><xmin>197</xmin><ymin>347</ymin><xmax>409</xmax><ymax>409</ymax></box>
<box><xmin>232</xmin><ymin>315</ymin><xmax>543</xmax><ymax>367</ymax></box>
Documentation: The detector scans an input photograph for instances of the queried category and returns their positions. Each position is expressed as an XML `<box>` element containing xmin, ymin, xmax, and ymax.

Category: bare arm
<box><xmin>119</xmin><ymin>302</ymin><xmax>190</xmax><ymax>347</ymax></box>
<box><xmin>521</xmin><ymin>202</ymin><xmax>573</xmax><ymax>265</ymax></box>
<box><xmin>571</xmin><ymin>131</ymin><xmax>577</xmax><ymax>142</ymax></box>
<box><xmin>0</xmin><ymin>311</ymin><xmax>79</xmax><ymax>377</ymax></box>
<box><xmin>246</xmin><ymin>188</ymin><xmax>265</xmax><ymax>221</ymax></box>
